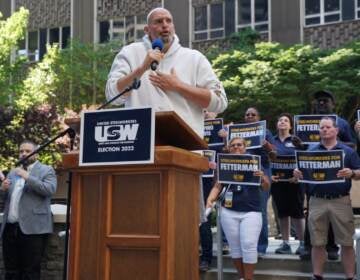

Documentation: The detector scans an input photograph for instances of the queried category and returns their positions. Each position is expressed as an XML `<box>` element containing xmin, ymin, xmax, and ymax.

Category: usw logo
<box><xmin>95</xmin><ymin>124</ymin><xmax>139</xmax><ymax>142</ymax></box>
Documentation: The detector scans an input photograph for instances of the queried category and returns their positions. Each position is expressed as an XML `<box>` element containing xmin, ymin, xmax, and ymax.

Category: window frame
<box><xmin>235</xmin><ymin>0</ymin><xmax>269</xmax><ymax>34</ymax></box>
<box><xmin>305</xmin><ymin>0</ymin><xmax>342</xmax><ymax>27</ymax></box>
<box><xmin>17</xmin><ymin>26</ymin><xmax>70</xmax><ymax>62</ymax></box>
<box><xmin>105</xmin><ymin>15</ymin><xmax>146</xmax><ymax>44</ymax></box>
<box><xmin>193</xmin><ymin>2</ymin><xmax>225</xmax><ymax>42</ymax></box>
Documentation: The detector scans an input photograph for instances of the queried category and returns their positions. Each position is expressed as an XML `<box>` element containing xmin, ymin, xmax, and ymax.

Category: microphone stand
<box><xmin>14</xmin><ymin>78</ymin><xmax>141</xmax><ymax>280</ymax></box>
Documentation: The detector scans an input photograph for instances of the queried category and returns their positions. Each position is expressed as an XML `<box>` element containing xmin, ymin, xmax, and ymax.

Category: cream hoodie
<box><xmin>106</xmin><ymin>35</ymin><xmax>227</xmax><ymax>137</ymax></box>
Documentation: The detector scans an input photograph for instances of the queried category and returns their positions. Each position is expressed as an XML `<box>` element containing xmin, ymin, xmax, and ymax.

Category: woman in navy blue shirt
<box><xmin>271</xmin><ymin>113</ymin><xmax>305</xmax><ymax>255</ymax></box>
<box><xmin>206</xmin><ymin>137</ymin><xmax>270</xmax><ymax>280</ymax></box>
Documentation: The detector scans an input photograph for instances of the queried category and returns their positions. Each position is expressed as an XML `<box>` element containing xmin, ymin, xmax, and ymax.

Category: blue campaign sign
<box><xmin>228</xmin><ymin>121</ymin><xmax>266</xmax><ymax>149</ymax></box>
<box><xmin>294</xmin><ymin>114</ymin><xmax>337</xmax><ymax>144</ymax></box>
<box><xmin>295</xmin><ymin>150</ymin><xmax>344</xmax><ymax>184</ymax></box>
<box><xmin>217</xmin><ymin>153</ymin><xmax>261</xmax><ymax>186</ymax></box>
<box><xmin>270</xmin><ymin>155</ymin><xmax>296</xmax><ymax>181</ymax></box>
<box><xmin>204</xmin><ymin>118</ymin><xmax>224</xmax><ymax>146</ymax></box>
<box><xmin>79</xmin><ymin>107</ymin><xmax>155</xmax><ymax>166</ymax></box>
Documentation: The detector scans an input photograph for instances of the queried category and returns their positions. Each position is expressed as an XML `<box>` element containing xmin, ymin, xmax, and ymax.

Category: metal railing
<box><xmin>354</xmin><ymin>229</ymin><xmax>360</xmax><ymax>280</ymax></box>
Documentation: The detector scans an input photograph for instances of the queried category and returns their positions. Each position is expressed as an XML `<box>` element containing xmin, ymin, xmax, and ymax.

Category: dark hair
<box><xmin>245</xmin><ymin>107</ymin><xmax>260</xmax><ymax>117</ymax></box>
<box><xmin>20</xmin><ymin>140</ymin><xmax>37</xmax><ymax>149</ymax></box>
<box><xmin>277</xmin><ymin>113</ymin><xmax>293</xmax><ymax>132</ymax></box>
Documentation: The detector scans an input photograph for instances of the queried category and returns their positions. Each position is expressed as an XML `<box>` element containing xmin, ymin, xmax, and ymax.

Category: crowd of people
<box><xmin>104</xmin><ymin>6</ymin><xmax>360</xmax><ymax>280</ymax></box>
<box><xmin>1</xmin><ymin>6</ymin><xmax>359</xmax><ymax>280</ymax></box>
<box><xmin>199</xmin><ymin>92</ymin><xmax>360</xmax><ymax>280</ymax></box>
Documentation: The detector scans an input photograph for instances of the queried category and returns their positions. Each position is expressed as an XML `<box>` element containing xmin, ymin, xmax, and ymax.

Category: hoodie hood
<box><xmin>142</xmin><ymin>34</ymin><xmax>181</xmax><ymax>58</ymax></box>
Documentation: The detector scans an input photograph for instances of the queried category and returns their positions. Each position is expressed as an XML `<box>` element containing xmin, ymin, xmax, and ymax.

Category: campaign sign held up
<box><xmin>228</xmin><ymin>121</ymin><xmax>266</xmax><ymax>149</ymax></box>
<box><xmin>204</xmin><ymin>118</ymin><xmax>224</xmax><ymax>146</ymax></box>
<box><xmin>271</xmin><ymin>155</ymin><xmax>296</xmax><ymax>181</ymax></box>
<box><xmin>294</xmin><ymin>115</ymin><xmax>337</xmax><ymax>144</ymax></box>
<box><xmin>79</xmin><ymin>107</ymin><xmax>155</xmax><ymax>166</ymax></box>
<box><xmin>295</xmin><ymin>150</ymin><xmax>344</xmax><ymax>184</ymax></box>
<box><xmin>217</xmin><ymin>153</ymin><xmax>261</xmax><ymax>186</ymax></box>
<box><xmin>192</xmin><ymin>150</ymin><xmax>216</xmax><ymax>177</ymax></box>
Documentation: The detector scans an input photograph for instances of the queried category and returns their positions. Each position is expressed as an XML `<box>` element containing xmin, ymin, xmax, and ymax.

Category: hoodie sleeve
<box><xmin>105</xmin><ymin>47</ymin><xmax>132</xmax><ymax>106</ymax></box>
<box><xmin>196</xmin><ymin>53</ymin><xmax>228</xmax><ymax>113</ymax></box>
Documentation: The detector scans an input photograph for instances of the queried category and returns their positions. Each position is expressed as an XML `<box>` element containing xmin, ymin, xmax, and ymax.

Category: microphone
<box><xmin>132</xmin><ymin>78</ymin><xmax>141</xmax><ymax>90</ymax></box>
<box><xmin>150</xmin><ymin>38</ymin><xmax>164</xmax><ymax>71</ymax></box>
<box><xmin>21</xmin><ymin>160</ymin><xmax>29</xmax><ymax>171</ymax></box>
<box><xmin>67</xmin><ymin>128</ymin><xmax>76</xmax><ymax>151</ymax></box>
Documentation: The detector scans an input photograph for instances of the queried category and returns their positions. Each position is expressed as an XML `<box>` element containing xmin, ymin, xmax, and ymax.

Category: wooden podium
<box><xmin>62</xmin><ymin>112</ymin><xmax>208</xmax><ymax>280</ymax></box>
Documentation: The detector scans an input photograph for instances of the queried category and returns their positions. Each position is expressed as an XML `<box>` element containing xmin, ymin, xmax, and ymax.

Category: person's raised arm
<box><xmin>105</xmin><ymin>48</ymin><xmax>164</xmax><ymax>104</ymax></box>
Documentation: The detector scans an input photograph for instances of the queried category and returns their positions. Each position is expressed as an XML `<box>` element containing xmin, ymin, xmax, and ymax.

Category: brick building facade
<box><xmin>1</xmin><ymin>0</ymin><xmax>360</xmax><ymax>60</ymax></box>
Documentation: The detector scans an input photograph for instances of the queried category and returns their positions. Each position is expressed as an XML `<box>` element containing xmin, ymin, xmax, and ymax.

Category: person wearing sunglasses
<box><xmin>206</xmin><ymin>137</ymin><xmax>270</xmax><ymax>280</ymax></box>
<box><xmin>244</xmin><ymin>107</ymin><xmax>276</xmax><ymax>256</ymax></box>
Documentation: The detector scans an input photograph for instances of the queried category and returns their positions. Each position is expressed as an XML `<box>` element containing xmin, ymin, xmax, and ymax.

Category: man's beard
<box><xmin>160</xmin><ymin>35</ymin><xmax>174</xmax><ymax>44</ymax></box>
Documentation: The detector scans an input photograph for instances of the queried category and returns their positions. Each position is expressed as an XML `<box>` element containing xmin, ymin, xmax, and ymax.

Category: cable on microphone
<box><xmin>150</xmin><ymin>38</ymin><xmax>164</xmax><ymax>71</ymax></box>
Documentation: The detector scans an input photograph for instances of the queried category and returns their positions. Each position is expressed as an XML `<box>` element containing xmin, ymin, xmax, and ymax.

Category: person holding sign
<box><xmin>293</xmin><ymin>117</ymin><xmax>360</xmax><ymax>280</ymax></box>
<box><xmin>271</xmin><ymin>113</ymin><xmax>305</xmax><ymax>255</ymax></box>
<box><xmin>243</xmin><ymin>107</ymin><xmax>275</xmax><ymax>256</ymax></box>
<box><xmin>206</xmin><ymin>137</ymin><xmax>270</xmax><ymax>280</ymax></box>
<box><xmin>311</xmin><ymin>90</ymin><xmax>356</xmax><ymax>147</ymax></box>
<box><xmin>294</xmin><ymin>90</ymin><xmax>356</xmax><ymax>261</ymax></box>
<box><xmin>105</xmin><ymin>7</ymin><xmax>228</xmax><ymax>138</ymax></box>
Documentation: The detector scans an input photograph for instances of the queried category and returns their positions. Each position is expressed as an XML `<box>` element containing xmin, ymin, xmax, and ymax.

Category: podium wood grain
<box><xmin>63</xmin><ymin>147</ymin><xmax>208</xmax><ymax>280</ymax></box>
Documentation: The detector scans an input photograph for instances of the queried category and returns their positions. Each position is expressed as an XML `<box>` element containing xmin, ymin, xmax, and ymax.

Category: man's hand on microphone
<box><xmin>149</xmin><ymin>68</ymin><xmax>181</xmax><ymax>92</ymax></box>
<box><xmin>142</xmin><ymin>49</ymin><xmax>164</xmax><ymax>71</ymax></box>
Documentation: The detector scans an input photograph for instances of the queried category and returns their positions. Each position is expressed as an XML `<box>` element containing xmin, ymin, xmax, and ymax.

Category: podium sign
<box><xmin>79</xmin><ymin>107</ymin><xmax>155</xmax><ymax>166</ymax></box>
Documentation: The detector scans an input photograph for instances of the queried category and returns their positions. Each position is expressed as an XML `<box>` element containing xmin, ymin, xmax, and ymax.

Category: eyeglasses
<box><xmin>230</xmin><ymin>143</ymin><xmax>243</xmax><ymax>148</ymax></box>
<box><xmin>245</xmin><ymin>113</ymin><xmax>257</xmax><ymax>116</ymax></box>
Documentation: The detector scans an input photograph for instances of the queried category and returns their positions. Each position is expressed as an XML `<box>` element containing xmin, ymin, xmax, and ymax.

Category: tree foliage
<box><xmin>0</xmin><ymin>8</ymin><xmax>28</xmax><ymax>104</ymax></box>
<box><xmin>48</xmin><ymin>40</ymin><xmax>120</xmax><ymax>112</ymax></box>
<box><xmin>0</xmin><ymin>8</ymin><xmax>62</xmax><ymax>170</ymax></box>
<box><xmin>211</xmin><ymin>34</ymin><xmax>360</xmax><ymax>130</ymax></box>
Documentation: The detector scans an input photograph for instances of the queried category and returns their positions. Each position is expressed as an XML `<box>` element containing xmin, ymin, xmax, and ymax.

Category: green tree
<box><xmin>49</xmin><ymin>39</ymin><xmax>121</xmax><ymax>112</ymax></box>
<box><xmin>0</xmin><ymin>7</ymin><xmax>28</xmax><ymax>104</ymax></box>
<box><xmin>212</xmin><ymin>37</ymin><xmax>359</xmax><ymax>129</ymax></box>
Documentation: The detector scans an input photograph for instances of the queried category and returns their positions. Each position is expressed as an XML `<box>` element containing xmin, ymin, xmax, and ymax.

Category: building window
<box><xmin>236</xmin><ymin>0</ymin><xmax>269</xmax><ymax>33</ymax></box>
<box><xmin>357</xmin><ymin>0</ymin><xmax>360</xmax><ymax>18</ymax></box>
<box><xmin>193</xmin><ymin>3</ymin><xmax>225</xmax><ymax>41</ymax></box>
<box><xmin>305</xmin><ymin>0</ymin><xmax>341</xmax><ymax>26</ymax></box>
<box><xmin>99</xmin><ymin>15</ymin><xmax>146</xmax><ymax>44</ymax></box>
<box><xmin>17</xmin><ymin>26</ymin><xmax>70</xmax><ymax>62</ymax></box>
